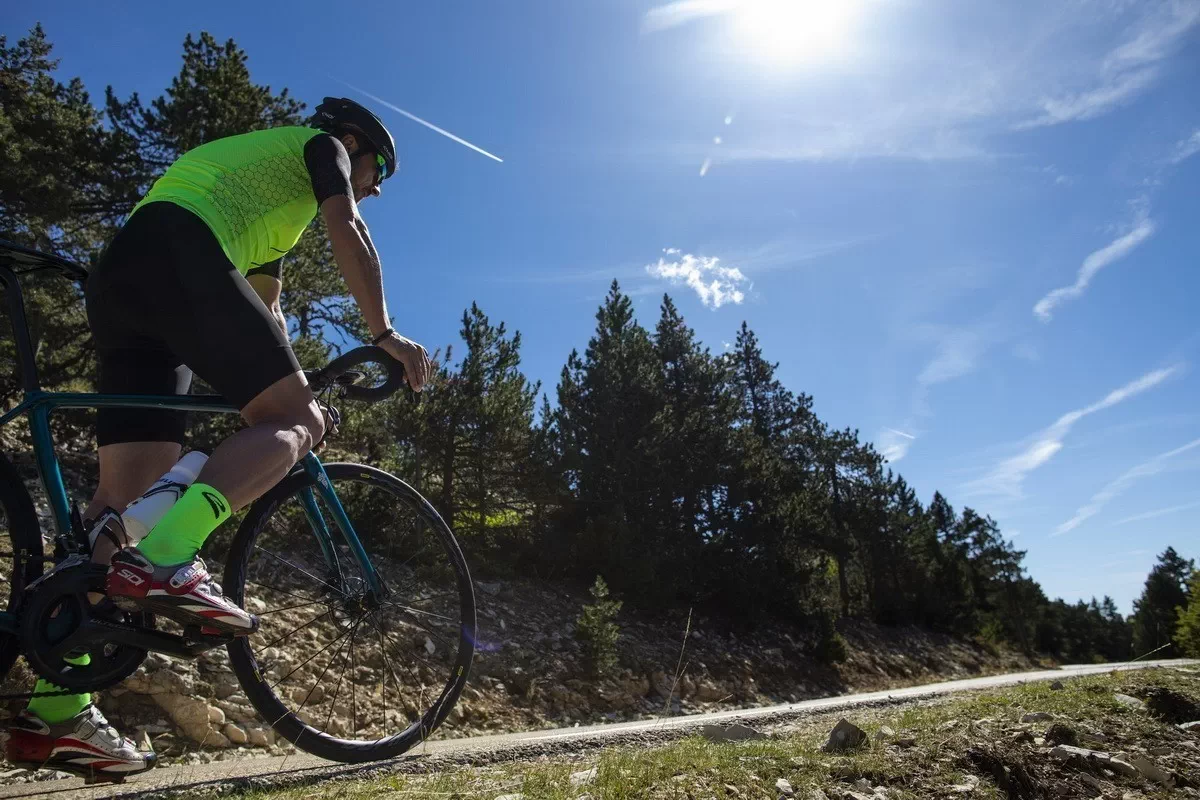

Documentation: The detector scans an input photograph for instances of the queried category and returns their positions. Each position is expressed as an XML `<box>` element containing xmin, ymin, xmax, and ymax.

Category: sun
<box><xmin>732</xmin><ymin>0</ymin><xmax>862</xmax><ymax>67</ymax></box>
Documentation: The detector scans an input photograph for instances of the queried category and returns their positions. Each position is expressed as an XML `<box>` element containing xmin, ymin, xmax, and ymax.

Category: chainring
<box><xmin>19</xmin><ymin>561</ymin><xmax>153</xmax><ymax>692</ymax></box>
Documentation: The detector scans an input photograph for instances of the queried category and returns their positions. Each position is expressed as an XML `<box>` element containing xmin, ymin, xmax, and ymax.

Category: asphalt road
<box><xmin>1</xmin><ymin>658</ymin><xmax>1193</xmax><ymax>799</ymax></box>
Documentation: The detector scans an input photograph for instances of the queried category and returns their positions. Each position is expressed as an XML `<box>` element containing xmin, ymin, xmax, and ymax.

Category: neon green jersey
<box><xmin>131</xmin><ymin>127</ymin><xmax>323</xmax><ymax>275</ymax></box>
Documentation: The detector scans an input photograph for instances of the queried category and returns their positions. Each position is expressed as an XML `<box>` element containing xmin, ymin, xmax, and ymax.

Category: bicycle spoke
<box><xmin>375</xmin><ymin>617</ymin><xmax>432</xmax><ymax>714</ymax></box>
<box><xmin>370</xmin><ymin>614</ymin><xmax>425</xmax><ymax>723</ymax></box>
<box><xmin>246</xmin><ymin>576</ymin><xmax>323</xmax><ymax>606</ymax></box>
<box><xmin>274</xmin><ymin>616</ymin><xmax>358</xmax><ymax>736</ymax></box>
<box><xmin>404</xmin><ymin>591</ymin><xmax>459</xmax><ymax>605</ymax></box>
<box><xmin>258</xmin><ymin>598</ymin><xmax>327</xmax><ymax>616</ymax></box>
<box><xmin>268</xmin><ymin>617</ymin><xmax>352</xmax><ymax>691</ymax></box>
<box><xmin>388</xmin><ymin>608</ymin><xmax>456</xmax><ymax>653</ymax></box>
<box><xmin>259</xmin><ymin>608</ymin><xmax>332</xmax><ymax>653</ymax></box>
<box><xmin>350</xmin><ymin>615</ymin><xmax>359</xmax><ymax>738</ymax></box>
<box><xmin>323</xmin><ymin>615</ymin><xmax>363</xmax><ymax>736</ymax></box>
<box><xmin>254</xmin><ymin>546</ymin><xmax>347</xmax><ymax>598</ymax></box>
<box><xmin>380</xmin><ymin>602</ymin><xmax>456</xmax><ymax>622</ymax></box>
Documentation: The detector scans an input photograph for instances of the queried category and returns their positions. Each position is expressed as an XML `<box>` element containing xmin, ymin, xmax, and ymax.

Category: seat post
<box><xmin>0</xmin><ymin>265</ymin><xmax>41</xmax><ymax>393</ymax></box>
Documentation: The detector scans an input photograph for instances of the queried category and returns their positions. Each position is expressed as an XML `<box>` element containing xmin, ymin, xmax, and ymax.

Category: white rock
<box><xmin>208</xmin><ymin>705</ymin><xmax>225</xmax><ymax>725</ymax></box>
<box><xmin>494</xmin><ymin>795</ymin><xmax>524</xmax><ymax>800</ymax></box>
<box><xmin>569</xmin><ymin>767</ymin><xmax>597</xmax><ymax>787</ymax></box>
<box><xmin>247</xmin><ymin>726</ymin><xmax>273</xmax><ymax>747</ymax></box>
<box><xmin>1114</xmin><ymin>693</ymin><xmax>1146</xmax><ymax>711</ymax></box>
<box><xmin>424</xmin><ymin>637</ymin><xmax>436</xmax><ymax>655</ymax></box>
<box><xmin>809</xmin><ymin>791</ymin><xmax>830</xmax><ymax>800</ymax></box>
<box><xmin>775</xmin><ymin>777</ymin><xmax>794</xmax><ymax>796</ymax></box>
<box><xmin>1129</xmin><ymin>754</ymin><xmax>1174</xmax><ymax>788</ymax></box>
<box><xmin>1050</xmin><ymin>744</ymin><xmax>1138</xmax><ymax>778</ymax></box>
<box><xmin>1179</xmin><ymin>721</ymin><xmax>1200</xmax><ymax>731</ymax></box>
<box><xmin>223</xmin><ymin>723</ymin><xmax>248</xmax><ymax>745</ymax></box>
<box><xmin>949</xmin><ymin>775</ymin><xmax>979</xmax><ymax>793</ymax></box>
<box><xmin>874</xmin><ymin>725</ymin><xmax>896</xmax><ymax>741</ymax></box>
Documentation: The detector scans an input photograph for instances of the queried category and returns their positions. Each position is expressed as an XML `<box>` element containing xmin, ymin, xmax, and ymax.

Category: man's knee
<box><xmin>297</xmin><ymin>401</ymin><xmax>326</xmax><ymax>451</ymax></box>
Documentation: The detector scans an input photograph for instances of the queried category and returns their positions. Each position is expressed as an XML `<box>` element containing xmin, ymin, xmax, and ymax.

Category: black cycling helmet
<box><xmin>311</xmin><ymin>96</ymin><xmax>397</xmax><ymax>180</ymax></box>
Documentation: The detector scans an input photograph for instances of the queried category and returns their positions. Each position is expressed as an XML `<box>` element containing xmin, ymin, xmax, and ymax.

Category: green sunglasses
<box><xmin>374</xmin><ymin>153</ymin><xmax>387</xmax><ymax>184</ymax></box>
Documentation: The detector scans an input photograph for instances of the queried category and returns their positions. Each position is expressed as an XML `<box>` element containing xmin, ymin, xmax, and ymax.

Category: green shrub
<box><xmin>1176</xmin><ymin>571</ymin><xmax>1200</xmax><ymax>657</ymax></box>
<box><xmin>575</xmin><ymin>575</ymin><xmax>622</xmax><ymax>675</ymax></box>
<box><xmin>813</xmin><ymin>608</ymin><xmax>848</xmax><ymax>664</ymax></box>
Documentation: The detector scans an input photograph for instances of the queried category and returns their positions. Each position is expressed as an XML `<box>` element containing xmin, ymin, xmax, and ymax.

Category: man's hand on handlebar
<box><xmin>376</xmin><ymin>331</ymin><xmax>431</xmax><ymax>391</ymax></box>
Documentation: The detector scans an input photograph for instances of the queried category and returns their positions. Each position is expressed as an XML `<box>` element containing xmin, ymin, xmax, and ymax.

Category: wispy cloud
<box><xmin>1169</xmin><ymin>129</ymin><xmax>1200</xmax><ymax>165</ymax></box>
<box><xmin>1014</xmin><ymin>68</ymin><xmax>1158</xmax><ymax>130</ymax></box>
<box><xmin>878</xmin><ymin>427</ymin><xmax>916</xmax><ymax>462</ymax></box>
<box><xmin>1015</xmin><ymin>2</ymin><xmax>1200</xmax><ymax>129</ymax></box>
<box><xmin>964</xmin><ymin>365</ymin><xmax>1182</xmax><ymax>499</ymax></box>
<box><xmin>644</xmin><ymin>1</ymin><xmax>1198</xmax><ymax>163</ymax></box>
<box><xmin>1033</xmin><ymin>203</ymin><xmax>1156</xmax><ymax>322</ymax></box>
<box><xmin>645</xmin><ymin>249</ymin><xmax>748</xmax><ymax>308</ymax></box>
<box><xmin>641</xmin><ymin>0</ymin><xmax>735</xmax><ymax>33</ymax></box>
<box><xmin>1112</xmin><ymin>499</ymin><xmax>1200</xmax><ymax>527</ymax></box>
<box><xmin>918</xmin><ymin>329</ymin><xmax>988</xmax><ymax>387</ymax></box>
<box><xmin>1055</xmin><ymin>435</ymin><xmax>1200</xmax><ymax>535</ymax></box>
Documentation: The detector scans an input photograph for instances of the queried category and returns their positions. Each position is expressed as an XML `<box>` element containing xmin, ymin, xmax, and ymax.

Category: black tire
<box><xmin>0</xmin><ymin>451</ymin><xmax>45</xmax><ymax>682</ymax></box>
<box><xmin>223</xmin><ymin>462</ymin><xmax>476</xmax><ymax>763</ymax></box>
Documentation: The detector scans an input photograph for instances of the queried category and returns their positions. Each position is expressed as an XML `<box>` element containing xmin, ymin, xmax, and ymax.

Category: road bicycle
<box><xmin>0</xmin><ymin>239</ymin><xmax>475</xmax><ymax>766</ymax></box>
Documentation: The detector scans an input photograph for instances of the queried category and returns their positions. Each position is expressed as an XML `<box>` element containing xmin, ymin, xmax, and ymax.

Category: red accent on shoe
<box><xmin>6</xmin><ymin>728</ymin><xmax>54</xmax><ymax>763</ymax></box>
<box><xmin>106</xmin><ymin>553</ymin><xmax>153</xmax><ymax>600</ymax></box>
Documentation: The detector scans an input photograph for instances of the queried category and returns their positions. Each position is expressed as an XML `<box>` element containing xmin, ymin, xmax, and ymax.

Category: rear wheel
<box><xmin>0</xmin><ymin>452</ymin><xmax>45</xmax><ymax>683</ymax></box>
<box><xmin>223</xmin><ymin>462</ymin><xmax>475</xmax><ymax>763</ymax></box>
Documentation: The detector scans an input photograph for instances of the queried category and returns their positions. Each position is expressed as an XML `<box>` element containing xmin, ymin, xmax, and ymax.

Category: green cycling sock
<box><xmin>27</xmin><ymin>653</ymin><xmax>91</xmax><ymax>724</ymax></box>
<box><xmin>136</xmin><ymin>482</ymin><xmax>231</xmax><ymax>566</ymax></box>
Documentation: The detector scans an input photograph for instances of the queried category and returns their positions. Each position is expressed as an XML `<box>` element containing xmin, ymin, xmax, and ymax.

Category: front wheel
<box><xmin>223</xmin><ymin>462</ymin><xmax>475</xmax><ymax>763</ymax></box>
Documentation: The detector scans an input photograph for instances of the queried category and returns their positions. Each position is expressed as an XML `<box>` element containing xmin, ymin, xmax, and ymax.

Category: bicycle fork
<box><xmin>297</xmin><ymin>454</ymin><xmax>385</xmax><ymax>601</ymax></box>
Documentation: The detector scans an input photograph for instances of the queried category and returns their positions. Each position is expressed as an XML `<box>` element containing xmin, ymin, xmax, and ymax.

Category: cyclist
<box><xmin>5</xmin><ymin>97</ymin><xmax>431</xmax><ymax>781</ymax></box>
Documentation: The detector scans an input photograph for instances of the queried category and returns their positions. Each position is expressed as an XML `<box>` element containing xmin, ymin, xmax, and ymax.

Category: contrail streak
<box><xmin>335</xmin><ymin>79</ymin><xmax>504</xmax><ymax>164</ymax></box>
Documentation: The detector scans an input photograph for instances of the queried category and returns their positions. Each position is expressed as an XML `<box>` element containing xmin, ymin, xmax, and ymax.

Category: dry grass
<box><xmin>229</xmin><ymin>666</ymin><xmax>1200</xmax><ymax>800</ymax></box>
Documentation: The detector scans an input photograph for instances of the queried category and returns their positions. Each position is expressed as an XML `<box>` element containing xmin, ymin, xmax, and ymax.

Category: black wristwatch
<box><xmin>371</xmin><ymin>328</ymin><xmax>395</xmax><ymax>345</ymax></box>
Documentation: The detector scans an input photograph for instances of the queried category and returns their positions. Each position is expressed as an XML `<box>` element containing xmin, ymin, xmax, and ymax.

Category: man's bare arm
<box><xmin>321</xmin><ymin>195</ymin><xmax>389</xmax><ymax>338</ymax></box>
<box><xmin>246</xmin><ymin>273</ymin><xmax>288</xmax><ymax>338</ymax></box>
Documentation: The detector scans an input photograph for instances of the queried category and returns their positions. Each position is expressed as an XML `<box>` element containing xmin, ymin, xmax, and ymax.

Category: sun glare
<box><xmin>733</xmin><ymin>0</ymin><xmax>862</xmax><ymax>67</ymax></box>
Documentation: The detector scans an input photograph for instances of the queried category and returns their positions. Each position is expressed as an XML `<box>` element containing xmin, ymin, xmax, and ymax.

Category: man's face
<box><xmin>343</xmin><ymin>134</ymin><xmax>383</xmax><ymax>203</ymax></box>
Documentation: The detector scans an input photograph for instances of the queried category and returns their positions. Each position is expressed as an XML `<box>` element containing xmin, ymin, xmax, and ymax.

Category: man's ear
<box><xmin>340</xmin><ymin>133</ymin><xmax>359</xmax><ymax>155</ymax></box>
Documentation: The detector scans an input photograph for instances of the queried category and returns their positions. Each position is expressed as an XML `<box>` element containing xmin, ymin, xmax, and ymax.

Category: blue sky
<box><xmin>8</xmin><ymin>0</ymin><xmax>1199</xmax><ymax>613</ymax></box>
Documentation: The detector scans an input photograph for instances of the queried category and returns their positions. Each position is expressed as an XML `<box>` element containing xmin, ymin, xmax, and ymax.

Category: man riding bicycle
<box><xmin>5</xmin><ymin>97</ymin><xmax>431</xmax><ymax>781</ymax></box>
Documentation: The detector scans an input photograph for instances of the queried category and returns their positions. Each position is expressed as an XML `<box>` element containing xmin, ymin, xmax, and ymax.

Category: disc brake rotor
<box><xmin>19</xmin><ymin>562</ymin><xmax>152</xmax><ymax>692</ymax></box>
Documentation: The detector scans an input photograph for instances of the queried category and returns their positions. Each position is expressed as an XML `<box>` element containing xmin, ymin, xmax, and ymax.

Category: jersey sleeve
<box><xmin>246</xmin><ymin>258</ymin><xmax>283</xmax><ymax>280</ymax></box>
<box><xmin>303</xmin><ymin>134</ymin><xmax>355</xmax><ymax>206</ymax></box>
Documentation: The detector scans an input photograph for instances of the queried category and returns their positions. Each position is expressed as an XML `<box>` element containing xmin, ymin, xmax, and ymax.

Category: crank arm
<box><xmin>49</xmin><ymin>619</ymin><xmax>232</xmax><ymax>661</ymax></box>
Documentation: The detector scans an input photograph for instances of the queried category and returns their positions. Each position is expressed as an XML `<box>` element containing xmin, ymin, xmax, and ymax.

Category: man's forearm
<box><xmin>331</xmin><ymin>217</ymin><xmax>390</xmax><ymax>337</ymax></box>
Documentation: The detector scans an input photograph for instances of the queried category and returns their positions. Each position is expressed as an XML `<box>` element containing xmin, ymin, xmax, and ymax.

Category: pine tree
<box><xmin>550</xmin><ymin>281</ymin><xmax>665</xmax><ymax>599</ymax></box>
<box><xmin>0</xmin><ymin>25</ymin><xmax>141</xmax><ymax>411</ymax></box>
<box><xmin>1176</xmin><ymin>571</ymin><xmax>1200</xmax><ymax>657</ymax></box>
<box><xmin>1131</xmin><ymin>547</ymin><xmax>1195</xmax><ymax>655</ymax></box>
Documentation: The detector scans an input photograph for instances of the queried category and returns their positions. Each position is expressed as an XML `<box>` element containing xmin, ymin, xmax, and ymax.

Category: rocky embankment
<box><xmin>0</xmin><ymin>575</ymin><xmax>1037</xmax><ymax>765</ymax></box>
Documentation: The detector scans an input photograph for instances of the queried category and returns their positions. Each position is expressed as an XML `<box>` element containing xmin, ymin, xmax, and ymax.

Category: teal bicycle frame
<box><xmin>0</xmin><ymin>257</ymin><xmax>383</xmax><ymax>640</ymax></box>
